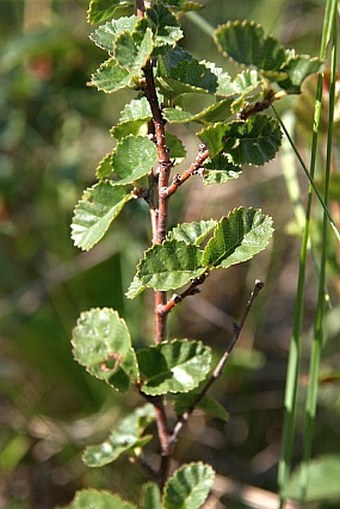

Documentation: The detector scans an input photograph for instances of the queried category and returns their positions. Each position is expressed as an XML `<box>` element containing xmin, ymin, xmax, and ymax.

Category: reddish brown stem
<box><xmin>158</xmin><ymin>272</ymin><xmax>210</xmax><ymax>317</ymax></box>
<box><xmin>169</xmin><ymin>279</ymin><xmax>264</xmax><ymax>444</ymax></box>
<box><xmin>161</xmin><ymin>147</ymin><xmax>210</xmax><ymax>198</ymax></box>
<box><xmin>143</xmin><ymin>61</ymin><xmax>172</xmax><ymax>345</ymax></box>
<box><xmin>136</xmin><ymin>0</ymin><xmax>145</xmax><ymax>18</ymax></box>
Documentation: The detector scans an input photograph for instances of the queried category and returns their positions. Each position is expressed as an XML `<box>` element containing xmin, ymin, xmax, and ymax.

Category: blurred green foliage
<box><xmin>0</xmin><ymin>1</ymin><xmax>339</xmax><ymax>508</ymax></box>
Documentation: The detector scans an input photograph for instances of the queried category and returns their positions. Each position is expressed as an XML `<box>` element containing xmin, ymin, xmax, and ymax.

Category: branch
<box><xmin>158</xmin><ymin>272</ymin><xmax>210</xmax><ymax>317</ymax></box>
<box><xmin>161</xmin><ymin>146</ymin><xmax>210</xmax><ymax>198</ymax></box>
<box><xmin>136</xmin><ymin>0</ymin><xmax>145</xmax><ymax>18</ymax></box>
<box><xmin>169</xmin><ymin>279</ymin><xmax>264</xmax><ymax>444</ymax></box>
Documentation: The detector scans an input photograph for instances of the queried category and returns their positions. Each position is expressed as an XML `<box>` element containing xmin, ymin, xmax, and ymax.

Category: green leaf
<box><xmin>202</xmin><ymin>207</ymin><xmax>273</xmax><ymax>269</ymax></box>
<box><xmin>203</xmin><ymin>153</ymin><xmax>242</xmax><ymax>173</ymax></box>
<box><xmin>226</xmin><ymin>115</ymin><xmax>282</xmax><ymax>165</ymax></box>
<box><xmin>112</xmin><ymin>135</ymin><xmax>157</xmax><ymax>185</ymax></box>
<box><xmin>58</xmin><ymin>489</ymin><xmax>137</xmax><ymax>509</ymax></box>
<box><xmin>164</xmin><ymin>0</ymin><xmax>204</xmax><ymax>12</ymax></box>
<box><xmin>136</xmin><ymin>240</ymin><xmax>205</xmax><ymax>292</ymax></box>
<box><xmin>146</xmin><ymin>3</ymin><xmax>183</xmax><ymax>49</ymax></box>
<box><xmin>83</xmin><ymin>404</ymin><xmax>155</xmax><ymax>467</ymax></box>
<box><xmin>71</xmin><ymin>308</ymin><xmax>139</xmax><ymax>392</ymax></box>
<box><xmin>89</xmin><ymin>16</ymin><xmax>138</xmax><ymax>51</ymax></box>
<box><xmin>197</xmin><ymin>123</ymin><xmax>226</xmax><ymax>158</ymax></box>
<box><xmin>111</xmin><ymin>97</ymin><xmax>152</xmax><ymax>140</ymax></box>
<box><xmin>91</xmin><ymin>25</ymin><xmax>153</xmax><ymax>93</ymax></box>
<box><xmin>163</xmin><ymin>99</ymin><xmax>233</xmax><ymax>125</ymax></box>
<box><xmin>71</xmin><ymin>182</ymin><xmax>133</xmax><ymax>251</ymax></box>
<box><xmin>165</xmin><ymin>132</ymin><xmax>187</xmax><ymax>159</ymax></box>
<box><xmin>203</xmin><ymin>169</ymin><xmax>242</xmax><ymax>185</ymax></box>
<box><xmin>168</xmin><ymin>220</ymin><xmax>217</xmax><ymax>245</ymax></box>
<box><xmin>284</xmin><ymin>455</ymin><xmax>340</xmax><ymax>502</ymax></box>
<box><xmin>174</xmin><ymin>392</ymin><xmax>229</xmax><ymax>422</ymax></box>
<box><xmin>198</xmin><ymin>114</ymin><xmax>282</xmax><ymax>165</ymax></box>
<box><xmin>157</xmin><ymin>48</ymin><xmax>218</xmax><ymax>98</ymax></box>
<box><xmin>125</xmin><ymin>274</ymin><xmax>145</xmax><ymax>300</ymax></box>
<box><xmin>214</xmin><ymin>20</ymin><xmax>286</xmax><ymax>72</ymax></box>
<box><xmin>87</xmin><ymin>0</ymin><xmax>134</xmax><ymax>25</ymax></box>
<box><xmin>140</xmin><ymin>482</ymin><xmax>162</xmax><ymax>509</ymax></box>
<box><xmin>277</xmin><ymin>53</ymin><xmax>321</xmax><ymax>94</ymax></box>
<box><xmin>95</xmin><ymin>152</ymin><xmax>114</xmax><ymax>179</ymax></box>
<box><xmin>90</xmin><ymin>57</ymin><xmax>132</xmax><ymax>93</ymax></box>
<box><xmin>163</xmin><ymin>462</ymin><xmax>215</xmax><ymax>509</ymax></box>
<box><xmin>137</xmin><ymin>339</ymin><xmax>212</xmax><ymax>395</ymax></box>
<box><xmin>114</xmin><ymin>26</ymin><xmax>153</xmax><ymax>72</ymax></box>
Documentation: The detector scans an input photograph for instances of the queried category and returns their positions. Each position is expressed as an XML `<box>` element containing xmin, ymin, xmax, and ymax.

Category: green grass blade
<box><xmin>277</xmin><ymin>0</ymin><xmax>338</xmax><ymax>504</ymax></box>
<box><xmin>301</xmin><ymin>12</ymin><xmax>337</xmax><ymax>502</ymax></box>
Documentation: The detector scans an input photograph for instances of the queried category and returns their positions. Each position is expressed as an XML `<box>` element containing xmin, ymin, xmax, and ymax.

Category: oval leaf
<box><xmin>199</xmin><ymin>114</ymin><xmax>282</xmax><ymax>165</ymax></box>
<box><xmin>91</xmin><ymin>57</ymin><xmax>132</xmax><ymax>93</ymax></box>
<box><xmin>87</xmin><ymin>0</ymin><xmax>134</xmax><ymax>25</ymax></box>
<box><xmin>58</xmin><ymin>489</ymin><xmax>137</xmax><ymax>509</ymax></box>
<box><xmin>89</xmin><ymin>15</ymin><xmax>138</xmax><ymax>51</ymax></box>
<box><xmin>163</xmin><ymin>462</ymin><xmax>215</xmax><ymax>509</ymax></box>
<box><xmin>112</xmin><ymin>135</ymin><xmax>157</xmax><ymax>185</ymax></box>
<box><xmin>71</xmin><ymin>308</ymin><xmax>139</xmax><ymax>392</ymax></box>
<box><xmin>214</xmin><ymin>20</ymin><xmax>286</xmax><ymax>72</ymax></box>
<box><xmin>202</xmin><ymin>207</ymin><xmax>273</xmax><ymax>269</ymax></box>
<box><xmin>71</xmin><ymin>181</ymin><xmax>133</xmax><ymax>251</ymax></box>
<box><xmin>146</xmin><ymin>3</ymin><xmax>183</xmax><ymax>48</ymax></box>
<box><xmin>83</xmin><ymin>404</ymin><xmax>155</xmax><ymax>467</ymax></box>
<box><xmin>138</xmin><ymin>339</ymin><xmax>212</xmax><ymax>395</ymax></box>
<box><xmin>137</xmin><ymin>240</ymin><xmax>205</xmax><ymax>292</ymax></box>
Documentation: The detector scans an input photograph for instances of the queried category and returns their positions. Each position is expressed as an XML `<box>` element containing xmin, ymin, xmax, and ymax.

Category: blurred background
<box><xmin>1</xmin><ymin>0</ymin><xmax>339</xmax><ymax>508</ymax></box>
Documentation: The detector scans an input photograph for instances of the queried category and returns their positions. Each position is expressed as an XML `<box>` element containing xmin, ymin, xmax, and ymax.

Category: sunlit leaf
<box><xmin>203</xmin><ymin>169</ymin><xmax>242</xmax><ymax>185</ymax></box>
<box><xmin>72</xmin><ymin>308</ymin><xmax>139</xmax><ymax>392</ymax></box>
<box><xmin>163</xmin><ymin>462</ymin><xmax>215</xmax><ymax>509</ymax></box>
<box><xmin>71</xmin><ymin>182</ymin><xmax>133</xmax><ymax>250</ymax></box>
<box><xmin>90</xmin><ymin>57</ymin><xmax>132</xmax><ymax>93</ymax></box>
<box><xmin>146</xmin><ymin>3</ymin><xmax>183</xmax><ymax>49</ymax></box>
<box><xmin>83</xmin><ymin>404</ymin><xmax>155</xmax><ymax>467</ymax></box>
<box><xmin>58</xmin><ymin>489</ymin><xmax>137</xmax><ymax>509</ymax></box>
<box><xmin>112</xmin><ymin>135</ymin><xmax>157</xmax><ymax>185</ymax></box>
<box><xmin>214</xmin><ymin>20</ymin><xmax>286</xmax><ymax>72</ymax></box>
<box><xmin>226</xmin><ymin>115</ymin><xmax>282</xmax><ymax>165</ymax></box>
<box><xmin>157</xmin><ymin>48</ymin><xmax>218</xmax><ymax>98</ymax></box>
<box><xmin>87</xmin><ymin>0</ymin><xmax>134</xmax><ymax>25</ymax></box>
<box><xmin>89</xmin><ymin>16</ymin><xmax>138</xmax><ymax>51</ymax></box>
<box><xmin>138</xmin><ymin>339</ymin><xmax>212</xmax><ymax>395</ymax></box>
<box><xmin>125</xmin><ymin>274</ymin><xmax>145</xmax><ymax>300</ymax></box>
<box><xmin>111</xmin><ymin>97</ymin><xmax>152</xmax><ymax>140</ymax></box>
<box><xmin>136</xmin><ymin>240</ymin><xmax>205</xmax><ymax>292</ymax></box>
<box><xmin>284</xmin><ymin>455</ymin><xmax>340</xmax><ymax>502</ymax></box>
<box><xmin>278</xmin><ymin>53</ymin><xmax>321</xmax><ymax>94</ymax></box>
<box><xmin>140</xmin><ymin>482</ymin><xmax>162</xmax><ymax>509</ymax></box>
<box><xmin>114</xmin><ymin>26</ymin><xmax>153</xmax><ymax>72</ymax></box>
<box><xmin>168</xmin><ymin>220</ymin><xmax>217</xmax><ymax>245</ymax></box>
<box><xmin>199</xmin><ymin>114</ymin><xmax>282</xmax><ymax>165</ymax></box>
<box><xmin>95</xmin><ymin>152</ymin><xmax>114</xmax><ymax>179</ymax></box>
<box><xmin>197</xmin><ymin>123</ymin><xmax>226</xmax><ymax>158</ymax></box>
<box><xmin>202</xmin><ymin>207</ymin><xmax>273</xmax><ymax>269</ymax></box>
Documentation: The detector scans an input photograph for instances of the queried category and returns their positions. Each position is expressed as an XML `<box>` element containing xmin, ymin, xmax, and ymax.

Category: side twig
<box><xmin>170</xmin><ymin>279</ymin><xmax>264</xmax><ymax>444</ymax></box>
<box><xmin>161</xmin><ymin>146</ymin><xmax>210</xmax><ymax>198</ymax></box>
<box><xmin>158</xmin><ymin>272</ymin><xmax>210</xmax><ymax>317</ymax></box>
